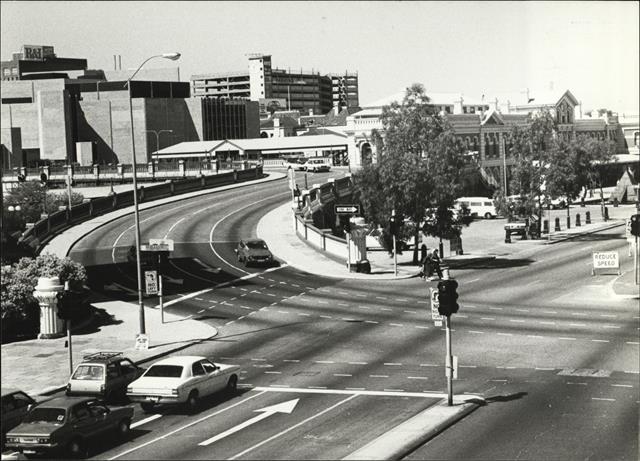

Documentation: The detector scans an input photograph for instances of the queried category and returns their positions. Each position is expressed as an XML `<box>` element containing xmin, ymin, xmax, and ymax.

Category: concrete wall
<box><xmin>38</xmin><ymin>89</ymin><xmax>72</xmax><ymax>161</ymax></box>
<box><xmin>1</xmin><ymin>127</ymin><xmax>22</xmax><ymax>169</ymax></box>
<box><xmin>103</xmin><ymin>67</ymin><xmax>180</xmax><ymax>82</ymax></box>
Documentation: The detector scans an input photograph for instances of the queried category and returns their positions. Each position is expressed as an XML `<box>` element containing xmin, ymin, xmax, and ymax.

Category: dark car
<box><xmin>5</xmin><ymin>397</ymin><xmax>133</xmax><ymax>458</ymax></box>
<box><xmin>66</xmin><ymin>352</ymin><xmax>144</xmax><ymax>401</ymax></box>
<box><xmin>1</xmin><ymin>389</ymin><xmax>36</xmax><ymax>447</ymax></box>
<box><xmin>235</xmin><ymin>239</ymin><xmax>274</xmax><ymax>266</ymax></box>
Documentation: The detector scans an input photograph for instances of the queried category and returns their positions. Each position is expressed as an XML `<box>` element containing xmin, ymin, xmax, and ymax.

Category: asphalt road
<box><xmin>46</xmin><ymin>176</ymin><xmax>639</xmax><ymax>460</ymax></box>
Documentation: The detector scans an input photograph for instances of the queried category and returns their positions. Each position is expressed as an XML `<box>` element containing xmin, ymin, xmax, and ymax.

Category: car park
<box><xmin>454</xmin><ymin>197</ymin><xmax>497</xmax><ymax>219</ymax></box>
<box><xmin>66</xmin><ymin>352</ymin><xmax>144</xmax><ymax>401</ymax></box>
<box><xmin>1</xmin><ymin>389</ymin><xmax>36</xmax><ymax>447</ymax></box>
<box><xmin>235</xmin><ymin>239</ymin><xmax>274</xmax><ymax>266</ymax></box>
<box><xmin>127</xmin><ymin>356</ymin><xmax>241</xmax><ymax>413</ymax></box>
<box><xmin>5</xmin><ymin>397</ymin><xmax>133</xmax><ymax>459</ymax></box>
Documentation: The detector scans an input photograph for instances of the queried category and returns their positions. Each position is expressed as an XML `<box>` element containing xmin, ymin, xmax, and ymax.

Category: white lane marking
<box><xmin>558</xmin><ymin>337</ymin><xmax>577</xmax><ymax>341</ymax></box>
<box><xmin>420</xmin><ymin>364</ymin><xmax>438</xmax><ymax>367</ymax></box>
<box><xmin>489</xmin><ymin>307</ymin><xmax>502</xmax><ymax>310</ymax></box>
<box><xmin>603</xmin><ymin>325</ymin><xmax>621</xmax><ymax>329</ymax></box>
<box><xmin>349</xmin><ymin>362</ymin><xmax>367</xmax><ymax>365</ymax></box>
<box><xmin>334</xmin><ymin>373</ymin><xmax>352</xmax><ymax>377</ymax></box>
<box><xmin>320</xmin><ymin>315</ymin><xmax>332</xmax><ymax>319</ymax></box>
<box><xmin>566</xmin><ymin>382</ymin><xmax>587</xmax><ymax>385</ymax></box>
<box><xmin>163</xmin><ymin>217</ymin><xmax>185</xmax><ymax>239</ymax></box>
<box><xmin>543</xmin><ymin>310</ymin><xmax>557</xmax><ymax>314</ymax></box>
<box><xmin>283</xmin><ymin>360</ymin><xmax>300</xmax><ymax>363</ymax></box>
<box><xmin>612</xmin><ymin>384</ymin><xmax>633</xmax><ymax>388</ymax></box>
<box><xmin>381</xmin><ymin>308</ymin><xmax>392</xmax><ymax>311</ymax></box>
<box><xmin>251</xmin><ymin>386</ymin><xmax>474</xmax><ymax>400</ymax></box>
<box><xmin>407</xmin><ymin>376</ymin><xmax>429</xmax><ymax>380</ymax></box>
<box><xmin>339</xmin><ymin>303</ymin><xmax>350</xmax><ymax>307</ymax></box>
<box><xmin>592</xmin><ymin>339</ymin><xmax>610</xmax><ymax>343</ymax></box>
<box><xmin>600</xmin><ymin>314</ymin><xmax>617</xmax><ymax>318</ymax></box>
<box><xmin>264</xmin><ymin>371</ymin><xmax>281</xmax><ymax>374</ymax></box>
<box><xmin>535</xmin><ymin>367</ymin><xmax>555</xmax><ymax>371</ymax></box>
<box><xmin>481</xmin><ymin>317</ymin><xmax>495</xmax><ymax>321</ymax></box>
<box><xmin>389</xmin><ymin>323</ymin><xmax>404</xmax><ymax>327</ymax></box>
<box><xmin>365</xmin><ymin>320</ymin><xmax>379</xmax><ymax>324</ymax></box>
<box><xmin>355</xmin><ymin>294</ymin><xmax>367</xmax><ymax>297</ymax></box>
<box><xmin>130</xmin><ymin>414</ymin><xmax>162</xmax><ymax>428</ymax></box>
<box><xmin>415</xmin><ymin>326</ymin><xmax>429</xmax><ymax>329</ymax></box>
<box><xmin>469</xmin><ymin>331</ymin><xmax>485</xmax><ymax>334</ymax></box>
<box><xmin>228</xmin><ymin>394</ymin><xmax>359</xmax><ymax>460</ymax></box>
<box><xmin>498</xmin><ymin>333</ymin><xmax>513</xmax><ymax>336</ymax></box>
<box><xmin>376</xmin><ymin>296</ymin><xmax>388</xmax><ymax>300</ymax></box>
<box><xmin>404</xmin><ymin>310</ymin><xmax>417</xmax><ymax>314</ymax></box>
<box><xmin>359</xmin><ymin>306</ymin><xmax>371</xmax><ymax>309</ymax></box>
<box><xmin>346</xmin><ymin>387</ymin><xmax>366</xmax><ymax>390</ymax></box>
<box><xmin>298</xmin><ymin>313</ymin><xmax>311</xmax><ymax>317</ymax></box>
<box><xmin>308</xmin><ymin>386</ymin><xmax>327</xmax><ymax>389</ymax></box>
<box><xmin>592</xmin><ymin>397</ymin><xmax>615</xmax><ymax>402</ymax></box>
<box><xmin>528</xmin><ymin>335</ymin><xmax>544</xmax><ymax>339</ymax></box>
<box><xmin>370</xmin><ymin>374</ymin><xmax>389</xmax><ymax>378</ymax></box>
<box><xmin>540</xmin><ymin>321</ymin><xmax>556</xmax><ymax>325</ymax></box>
<box><xmin>314</xmin><ymin>361</ymin><xmax>335</xmax><ymax>364</ymax></box>
<box><xmin>569</xmin><ymin>323</ymin><xmax>587</xmax><ymax>327</ymax></box>
<box><xmin>383</xmin><ymin>363</ymin><xmax>403</xmax><ymax>366</ymax></box>
<box><xmin>384</xmin><ymin>388</ymin><xmax>405</xmax><ymax>392</ymax></box>
<box><xmin>251</xmin><ymin>358</ymin><xmax>267</xmax><ymax>361</ymax></box>
<box><xmin>516</xmin><ymin>309</ymin><xmax>530</xmax><ymax>312</ymax></box>
<box><xmin>270</xmin><ymin>384</ymin><xmax>290</xmax><ymax>388</ymax></box>
<box><xmin>197</xmin><ymin>309</ymin><xmax>205</xmax><ymax>314</ymax></box>
<box><xmin>510</xmin><ymin>319</ymin><xmax>526</xmax><ymax>323</ymax></box>
<box><xmin>626</xmin><ymin>342</ymin><xmax>640</xmax><ymax>345</ymax></box>
<box><xmin>467</xmin><ymin>278</ymin><xmax>480</xmax><ymax>283</ymax></box>
<box><xmin>108</xmin><ymin>391</ymin><xmax>266</xmax><ymax>460</ymax></box>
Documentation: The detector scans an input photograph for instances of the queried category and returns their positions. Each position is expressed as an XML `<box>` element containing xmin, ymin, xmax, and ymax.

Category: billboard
<box><xmin>22</xmin><ymin>45</ymin><xmax>55</xmax><ymax>61</ymax></box>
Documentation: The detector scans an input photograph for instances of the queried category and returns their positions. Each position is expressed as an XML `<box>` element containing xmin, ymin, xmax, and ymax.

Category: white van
<box><xmin>455</xmin><ymin>197</ymin><xmax>497</xmax><ymax>219</ymax></box>
<box><xmin>302</xmin><ymin>157</ymin><xmax>331</xmax><ymax>173</ymax></box>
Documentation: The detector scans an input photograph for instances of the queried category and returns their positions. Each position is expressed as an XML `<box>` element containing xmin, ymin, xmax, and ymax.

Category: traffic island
<box><xmin>342</xmin><ymin>396</ymin><xmax>483</xmax><ymax>460</ymax></box>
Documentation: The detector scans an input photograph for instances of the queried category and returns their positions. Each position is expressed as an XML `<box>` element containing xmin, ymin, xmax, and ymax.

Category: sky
<box><xmin>2</xmin><ymin>1</ymin><xmax>638</xmax><ymax>114</ymax></box>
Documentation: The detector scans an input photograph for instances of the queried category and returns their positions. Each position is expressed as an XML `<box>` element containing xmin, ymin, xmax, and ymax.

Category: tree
<box><xmin>494</xmin><ymin>108</ymin><xmax>557</xmax><ymax>232</ymax></box>
<box><xmin>352</xmin><ymin>84</ymin><xmax>469</xmax><ymax>262</ymax></box>
<box><xmin>3</xmin><ymin>182</ymin><xmax>84</xmax><ymax>226</ymax></box>
<box><xmin>545</xmin><ymin>135</ymin><xmax>616</xmax><ymax>220</ymax></box>
<box><xmin>1</xmin><ymin>254</ymin><xmax>88</xmax><ymax>342</ymax></box>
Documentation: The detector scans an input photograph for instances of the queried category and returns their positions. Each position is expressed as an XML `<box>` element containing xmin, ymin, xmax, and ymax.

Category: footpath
<box><xmin>2</xmin><ymin>173</ymin><xmax>637</xmax><ymax>460</ymax></box>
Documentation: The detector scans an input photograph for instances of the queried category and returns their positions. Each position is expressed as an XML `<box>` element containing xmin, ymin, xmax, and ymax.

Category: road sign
<box><xmin>145</xmin><ymin>270</ymin><xmax>158</xmax><ymax>295</ymax></box>
<box><xmin>592</xmin><ymin>251</ymin><xmax>620</xmax><ymax>275</ymax></box>
<box><xmin>335</xmin><ymin>204</ymin><xmax>360</xmax><ymax>214</ymax></box>
<box><xmin>430</xmin><ymin>288</ymin><xmax>444</xmax><ymax>325</ymax></box>
<box><xmin>134</xmin><ymin>333</ymin><xmax>149</xmax><ymax>350</ymax></box>
<box><xmin>147</xmin><ymin>238</ymin><xmax>174</xmax><ymax>252</ymax></box>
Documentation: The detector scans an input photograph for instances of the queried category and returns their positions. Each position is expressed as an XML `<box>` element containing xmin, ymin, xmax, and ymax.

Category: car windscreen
<box><xmin>72</xmin><ymin>365</ymin><xmax>104</xmax><ymax>380</ymax></box>
<box><xmin>144</xmin><ymin>365</ymin><xmax>183</xmax><ymax>378</ymax></box>
<box><xmin>24</xmin><ymin>407</ymin><xmax>66</xmax><ymax>424</ymax></box>
<box><xmin>246</xmin><ymin>241</ymin><xmax>268</xmax><ymax>250</ymax></box>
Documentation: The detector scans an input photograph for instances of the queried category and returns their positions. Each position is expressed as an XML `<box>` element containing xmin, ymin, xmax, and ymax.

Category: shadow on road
<box><xmin>468</xmin><ymin>391</ymin><xmax>528</xmax><ymax>406</ymax></box>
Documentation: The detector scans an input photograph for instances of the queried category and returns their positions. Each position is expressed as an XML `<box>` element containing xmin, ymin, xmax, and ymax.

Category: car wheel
<box><xmin>226</xmin><ymin>375</ymin><xmax>238</xmax><ymax>394</ymax></box>
<box><xmin>484</xmin><ymin>212</ymin><xmax>492</xmax><ymax>219</ymax></box>
<box><xmin>67</xmin><ymin>437</ymin><xmax>87</xmax><ymax>459</ymax></box>
<box><xmin>186</xmin><ymin>390</ymin><xmax>199</xmax><ymax>413</ymax></box>
<box><xmin>116</xmin><ymin>418</ymin><xmax>131</xmax><ymax>438</ymax></box>
<box><xmin>140</xmin><ymin>401</ymin><xmax>155</xmax><ymax>413</ymax></box>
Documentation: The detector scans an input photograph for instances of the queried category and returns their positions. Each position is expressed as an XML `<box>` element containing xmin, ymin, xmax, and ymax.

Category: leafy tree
<box><xmin>545</xmin><ymin>135</ymin><xmax>616</xmax><ymax>220</ymax></box>
<box><xmin>3</xmin><ymin>182</ymin><xmax>84</xmax><ymax>227</ymax></box>
<box><xmin>1</xmin><ymin>254</ymin><xmax>88</xmax><ymax>341</ymax></box>
<box><xmin>495</xmin><ymin>109</ymin><xmax>557</xmax><ymax>230</ymax></box>
<box><xmin>352</xmin><ymin>84</ymin><xmax>469</xmax><ymax>262</ymax></box>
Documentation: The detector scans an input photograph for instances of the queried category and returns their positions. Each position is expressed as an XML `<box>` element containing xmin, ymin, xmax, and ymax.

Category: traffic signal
<box><xmin>631</xmin><ymin>214</ymin><xmax>640</xmax><ymax>237</ymax></box>
<box><xmin>389</xmin><ymin>214</ymin><xmax>404</xmax><ymax>237</ymax></box>
<box><xmin>40</xmin><ymin>172</ymin><xmax>48</xmax><ymax>185</ymax></box>
<box><xmin>437</xmin><ymin>279</ymin><xmax>459</xmax><ymax>316</ymax></box>
<box><xmin>56</xmin><ymin>289</ymin><xmax>84</xmax><ymax>322</ymax></box>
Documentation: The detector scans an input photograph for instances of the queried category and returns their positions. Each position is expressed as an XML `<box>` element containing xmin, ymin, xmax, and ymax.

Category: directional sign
<box><xmin>147</xmin><ymin>238</ymin><xmax>174</xmax><ymax>252</ymax></box>
<box><xmin>335</xmin><ymin>204</ymin><xmax>360</xmax><ymax>215</ymax></box>
<box><xmin>198</xmin><ymin>399</ymin><xmax>299</xmax><ymax>446</ymax></box>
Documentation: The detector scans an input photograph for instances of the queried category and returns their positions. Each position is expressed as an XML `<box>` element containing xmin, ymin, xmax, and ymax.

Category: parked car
<box><xmin>2</xmin><ymin>389</ymin><xmax>36</xmax><ymax>447</ymax></box>
<box><xmin>235</xmin><ymin>239</ymin><xmax>274</xmax><ymax>266</ymax></box>
<box><xmin>127</xmin><ymin>356</ymin><xmax>241</xmax><ymax>413</ymax></box>
<box><xmin>66</xmin><ymin>352</ymin><xmax>144</xmax><ymax>401</ymax></box>
<box><xmin>454</xmin><ymin>197</ymin><xmax>497</xmax><ymax>219</ymax></box>
<box><xmin>5</xmin><ymin>397</ymin><xmax>133</xmax><ymax>459</ymax></box>
<box><xmin>299</xmin><ymin>158</ymin><xmax>331</xmax><ymax>173</ymax></box>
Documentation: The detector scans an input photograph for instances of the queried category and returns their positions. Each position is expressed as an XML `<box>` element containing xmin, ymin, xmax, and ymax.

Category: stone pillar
<box><xmin>33</xmin><ymin>277</ymin><xmax>65</xmax><ymax>339</ymax></box>
<box><xmin>178</xmin><ymin>159</ymin><xmax>186</xmax><ymax>178</ymax></box>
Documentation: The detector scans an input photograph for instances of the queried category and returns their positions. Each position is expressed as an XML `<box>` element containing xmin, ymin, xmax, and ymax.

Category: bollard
<box><xmin>585</xmin><ymin>211</ymin><xmax>591</xmax><ymax>224</ymax></box>
<box><xmin>505</xmin><ymin>229</ymin><xmax>511</xmax><ymax>243</ymax></box>
<box><xmin>543</xmin><ymin>219</ymin><xmax>549</xmax><ymax>234</ymax></box>
<box><xmin>580</xmin><ymin>197</ymin><xmax>585</xmax><ymax>207</ymax></box>
<box><xmin>604</xmin><ymin>207</ymin><xmax>609</xmax><ymax>221</ymax></box>
<box><xmin>554</xmin><ymin>217</ymin><xmax>561</xmax><ymax>232</ymax></box>
<box><xmin>566</xmin><ymin>216</ymin><xmax>571</xmax><ymax>229</ymax></box>
<box><xmin>576</xmin><ymin>213</ymin><xmax>581</xmax><ymax>227</ymax></box>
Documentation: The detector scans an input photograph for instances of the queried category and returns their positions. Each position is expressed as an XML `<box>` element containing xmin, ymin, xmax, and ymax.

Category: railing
<box><xmin>16</xmin><ymin>166</ymin><xmax>264</xmax><ymax>255</ymax></box>
<box><xmin>2</xmin><ymin>159</ymin><xmax>262</xmax><ymax>186</ymax></box>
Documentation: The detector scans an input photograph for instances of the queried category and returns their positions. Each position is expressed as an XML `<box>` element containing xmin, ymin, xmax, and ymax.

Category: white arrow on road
<box><xmin>198</xmin><ymin>399</ymin><xmax>299</xmax><ymax>446</ymax></box>
<box><xmin>162</xmin><ymin>275</ymin><xmax>184</xmax><ymax>285</ymax></box>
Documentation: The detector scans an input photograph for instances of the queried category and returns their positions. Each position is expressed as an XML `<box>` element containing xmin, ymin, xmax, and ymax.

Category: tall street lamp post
<box><xmin>143</xmin><ymin>129</ymin><xmax>174</xmax><ymax>159</ymax></box>
<box><xmin>125</xmin><ymin>52</ymin><xmax>181</xmax><ymax>335</ymax></box>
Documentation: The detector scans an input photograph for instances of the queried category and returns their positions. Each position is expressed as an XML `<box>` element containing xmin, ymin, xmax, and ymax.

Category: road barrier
<box><xmin>17</xmin><ymin>167</ymin><xmax>263</xmax><ymax>255</ymax></box>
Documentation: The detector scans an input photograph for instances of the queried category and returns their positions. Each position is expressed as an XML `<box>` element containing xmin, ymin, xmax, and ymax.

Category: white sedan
<box><xmin>127</xmin><ymin>356</ymin><xmax>240</xmax><ymax>413</ymax></box>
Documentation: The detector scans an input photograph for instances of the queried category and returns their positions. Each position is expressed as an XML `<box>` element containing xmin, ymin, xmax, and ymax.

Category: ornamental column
<box><xmin>33</xmin><ymin>276</ymin><xmax>65</xmax><ymax>339</ymax></box>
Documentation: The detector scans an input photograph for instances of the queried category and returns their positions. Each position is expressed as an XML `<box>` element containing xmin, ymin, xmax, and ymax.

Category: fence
<box><xmin>16</xmin><ymin>166</ymin><xmax>263</xmax><ymax>255</ymax></box>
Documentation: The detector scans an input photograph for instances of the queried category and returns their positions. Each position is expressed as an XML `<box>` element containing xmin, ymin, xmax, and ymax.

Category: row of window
<box><xmin>2</xmin><ymin>67</ymin><xmax>18</xmax><ymax>76</ymax></box>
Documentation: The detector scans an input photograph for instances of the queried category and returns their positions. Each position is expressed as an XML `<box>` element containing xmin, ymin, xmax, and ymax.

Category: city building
<box><xmin>1</xmin><ymin>45</ymin><xmax>87</xmax><ymax>81</ymax></box>
<box><xmin>1</xmin><ymin>46</ymin><xmax>260</xmax><ymax>169</ymax></box>
<box><xmin>344</xmin><ymin>88</ymin><xmax>636</xmax><ymax>191</ymax></box>
<box><xmin>191</xmin><ymin>55</ymin><xmax>359</xmax><ymax>117</ymax></box>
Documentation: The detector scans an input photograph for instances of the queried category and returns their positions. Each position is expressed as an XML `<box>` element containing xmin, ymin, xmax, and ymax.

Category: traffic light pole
<box><xmin>445</xmin><ymin>314</ymin><xmax>453</xmax><ymax>406</ymax></box>
<box><xmin>393</xmin><ymin>235</ymin><xmax>397</xmax><ymax>277</ymax></box>
<box><xmin>67</xmin><ymin>320</ymin><xmax>73</xmax><ymax>376</ymax></box>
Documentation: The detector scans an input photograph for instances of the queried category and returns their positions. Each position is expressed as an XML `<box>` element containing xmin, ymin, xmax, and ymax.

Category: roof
<box><xmin>35</xmin><ymin>396</ymin><xmax>96</xmax><ymax>408</ymax></box>
<box><xmin>148</xmin><ymin>356</ymin><xmax>207</xmax><ymax>367</ymax></box>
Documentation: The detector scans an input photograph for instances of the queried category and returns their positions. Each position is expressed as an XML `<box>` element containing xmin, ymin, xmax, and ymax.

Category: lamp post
<box><xmin>143</xmin><ymin>129</ymin><xmax>174</xmax><ymax>159</ymax></box>
<box><xmin>124</xmin><ymin>52</ymin><xmax>181</xmax><ymax>336</ymax></box>
<box><xmin>287</xmin><ymin>80</ymin><xmax>306</xmax><ymax>111</ymax></box>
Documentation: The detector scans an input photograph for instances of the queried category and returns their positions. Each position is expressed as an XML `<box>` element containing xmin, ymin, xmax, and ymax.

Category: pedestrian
<box><xmin>419</xmin><ymin>244</ymin><xmax>429</xmax><ymax>279</ymax></box>
<box><xmin>430</xmin><ymin>249</ymin><xmax>443</xmax><ymax>279</ymax></box>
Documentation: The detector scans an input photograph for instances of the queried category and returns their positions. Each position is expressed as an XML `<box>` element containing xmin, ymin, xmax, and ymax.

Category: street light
<box><xmin>143</xmin><ymin>129</ymin><xmax>174</xmax><ymax>158</ymax></box>
<box><xmin>124</xmin><ymin>52</ymin><xmax>181</xmax><ymax>336</ymax></box>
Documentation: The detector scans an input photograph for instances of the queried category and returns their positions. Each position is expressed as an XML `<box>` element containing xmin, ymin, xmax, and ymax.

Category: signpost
<box><xmin>144</xmin><ymin>270</ymin><xmax>158</xmax><ymax>295</ymax></box>
<box><xmin>335</xmin><ymin>204</ymin><xmax>360</xmax><ymax>215</ymax></box>
<box><xmin>142</xmin><ymin>239</ymin><xmax>174</xmax><ymax>324</ymax></box>
<box><xmin>430</xmin><ymin>288</ymin><xmax>443</xmax><ymax>326</ymax></box>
